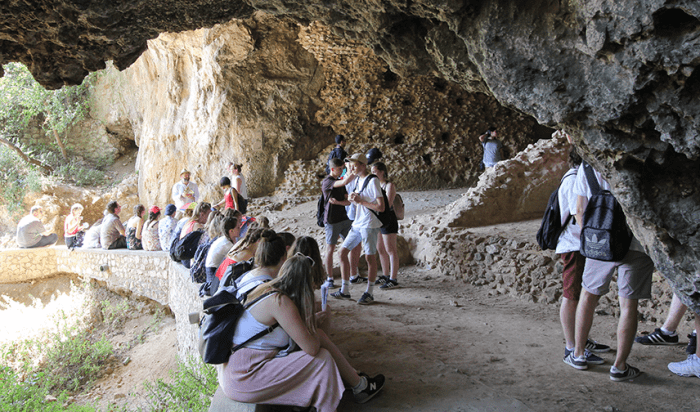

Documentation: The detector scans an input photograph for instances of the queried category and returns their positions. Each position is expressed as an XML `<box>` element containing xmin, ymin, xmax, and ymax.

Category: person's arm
<box><xmin>329</xmin><ymin>195</ymin><xmax>350</xmax><ymax>206</ymax></box>
<box><xmin>479</xmin><ymin>133</ymin><xmax>487</xmax><ymax>142</ymax></box>
<box><xmin>232</xmin><ymin>176</ymin><xmax>242</xmax><ymax>196</ymax></box>
<box><xmin>135</xmin><ymin>218</ymin><xmax>144</xmax><ymax>240</ymax></box>
<box><xmin>385</xmin><ymin>182</ymin><xmax>396</xmax><ymax>207</ymax></box>
<box><xmin>269</xmin><ymin>295</ymin><xmax>321</xmax><ymax>356</ymax></box>
<box><xmin>116</xmin><ymin>219</ymin><xmax>125</xmax><ymax>236</ymax></box>
<box><xmin>65</xmin><ymin>216</ymin><xmax>80</xmax><ymax>234</ymax></box>
<box><xmin>333</xmin><ymin>172</ymin><xmax>356</xmax><ymax>188</ymax></box>
<box><xmin>172</xmin><ymin>183</ymin><xmax>182</xmax><ymax>204</ymax></box>
<box><xmin>231</xmin><ymin>187</ymin><xmax>240</xmax><ymax>211</ymax></box>
<box><xmin>576</xmin><ymin>195</ymin><xmax>588</xmax><ymax>230</ymax></box>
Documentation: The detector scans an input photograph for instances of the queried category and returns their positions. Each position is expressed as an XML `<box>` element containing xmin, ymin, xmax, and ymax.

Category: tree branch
<box><xmin>0</xmin><ymin>137</ymin><xmax>54</xmax><ymax>174</ymax></box>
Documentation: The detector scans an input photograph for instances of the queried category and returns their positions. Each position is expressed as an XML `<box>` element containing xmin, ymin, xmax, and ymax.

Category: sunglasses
<box><xmin>293</xmin><ymin>252</ymin><xmax>315</xmax><ymax>267</ymax></box>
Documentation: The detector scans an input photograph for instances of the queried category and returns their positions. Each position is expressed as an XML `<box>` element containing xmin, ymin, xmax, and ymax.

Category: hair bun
<box><xmin>260</xmin><ymin>229</ymin><xmax>277</xmax><ymax>240</ymax></box>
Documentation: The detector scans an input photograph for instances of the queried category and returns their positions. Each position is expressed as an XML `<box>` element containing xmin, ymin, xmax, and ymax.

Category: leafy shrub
<box><xmin>0</xmin><ymin>145</ymin><xmax>42</xmax><ymax>218</ymax></box>
<box><xmin>141</xmin><ymin>357</ymin><xmax>218</xmax><ymax>412</ymax></box>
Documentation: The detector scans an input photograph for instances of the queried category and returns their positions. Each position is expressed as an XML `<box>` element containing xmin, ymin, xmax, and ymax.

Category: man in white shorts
<box><xmin>331</xmin><ymin>153</ymin><xmax>385</xmax><ymax>305</ymax></box>
<box><xmin>566</xmin><ymin>162</ymin><xmax>655</xmax><ymax>382</ymax></box>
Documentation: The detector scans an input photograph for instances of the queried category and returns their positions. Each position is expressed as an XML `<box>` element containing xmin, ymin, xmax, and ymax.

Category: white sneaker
<box><xmin>668</xmin><ymin>354</ymin><xmax>700</xmax><ymax>378</ymax></box>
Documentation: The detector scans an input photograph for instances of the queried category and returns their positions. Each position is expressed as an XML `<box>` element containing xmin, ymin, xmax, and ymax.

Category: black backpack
<box><xmin>536</xmin><ymin>170</ymin><xmax>576</xmax><ymax>250</ymax></box>
<box><xmin>580</xmin><ymin>163</ymin><xmax>632</xmax><ymax>261</ymax></box>
<box><xmin>190</xmin><ymin>237</ymin><xmax>215</xmax><ymax>283</ymax></box>
<box><xmin>237</xmin><ymin>193</ymin><xmax>248</xmax><ymax>215</ymax></box>
<box><xmin>198</xmin><ymin>290</ymin><xmax>277</xmax><ymax>365</ymax></box>
<box><xmin>316</xmin><ymin>193</ymin><xmax>326</xmax><ymax>228</ymax></box>
<box><xmin>219</xmin><ymin>258</ymin><xmax>256</xmax><ymax>290</ymax></box>
<box><xmin>358</xmin><ymin>174</ymin><xmax>392</xmax><ymax>228</ymax></box>
<box><xmin>170</xmin><ymin>229</ymin><xmax>204</xmax><ymax>262</ymax></box>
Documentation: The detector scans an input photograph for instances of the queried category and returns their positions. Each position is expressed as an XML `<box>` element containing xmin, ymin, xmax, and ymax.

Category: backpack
<box><xmin>170</xmin><ymin>229</ymin><xmax>204</xmax><ymax>262</ymax></box>
<box><xmin>358</xmin><ymin>174</ymin><xmax>392</xmax><ymax>228</ymax></box>
<box><xmin>198</xmin><ymin>290</ymin><xmax>277</xmax><ymax>365</ymax></box>
<box><xmin>237</xmin><ymin>193</ymin><xmax>248</xmax><ymax>215</ymax></box>
<box><xmin>219</xmin><ymin>258</ymin><xmax>256</xmax><ymax>290</ymax></box>
<box><xmin>393</xmin><ymin>193</ymin><xmax>405</xmax><ymax>220</ymax></box>
<box><xmin>316</xmin><ymin>193</ymin><xmax>326</xmax><ymax>227</ymax></box>
<box><xmin>579</xmin><ymin>163</ymin><xmax>632</xmax><ymax>261</ymax></box>
<box><xmin>536</xmin><ymin>170</ymin><xmax>576</xmax><ymax>251</ymax></box>
<box><xmin>190</xmin><ymin>238</ymin><xmax>215</xmax><ymax>283</ymax></box>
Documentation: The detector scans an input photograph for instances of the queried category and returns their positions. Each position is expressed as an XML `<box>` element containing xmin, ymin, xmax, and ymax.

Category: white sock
<box><xmin>610</xmin><ymin>365</ymin><xmax>626</xmax><ymax>373</ymax></box>
<box><xmin>661</xmin><ymin>327</ymin><xmax>677</xmax><ymax>336</ymax></box>
<box><xmin>352</xmin><ymin>376</ymin><xmax>367</xmax><ymax>394</ymax></box>
<box><xmin>366</xmin><ymin>284</ymin><xmax>374</xmax><ymax>295</ymax></box>
<box><xmin>326</xmin><ymin>277</ymin><xmax>333</xmax><ymax>282</ymax></box>
<box><xmin>341</xmin><ymin>280</ymin><xmax>350</xmax><ymax>295</ymax></box>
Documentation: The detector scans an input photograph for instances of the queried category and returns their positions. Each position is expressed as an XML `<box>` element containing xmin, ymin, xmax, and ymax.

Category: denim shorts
<box><xmin>325</xmin><ymin>219</ymin><xmax>352</xmax><ymax>245</ymax></box>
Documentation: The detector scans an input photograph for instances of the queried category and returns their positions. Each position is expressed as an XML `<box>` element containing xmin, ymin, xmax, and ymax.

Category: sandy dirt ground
<box><xmin>3</xmin><ymin>188</ymin><xmax>699</xmax><ymax>411</ymax></box>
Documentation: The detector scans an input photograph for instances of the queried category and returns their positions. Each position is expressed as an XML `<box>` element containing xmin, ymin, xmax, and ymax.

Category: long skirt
<box><xmin>221</xmin><ymin>347</ymin><xmax>344</xmax><ymax>412</ymax></box>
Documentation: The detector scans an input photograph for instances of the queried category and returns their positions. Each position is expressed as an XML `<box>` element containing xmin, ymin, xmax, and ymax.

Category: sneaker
<box><xmin>380</xmin><ymin>279</ymin><xmax>399</xmax><ymax>289</ymax></box>
<box><xmin>585</xmin><ymin>339</ymin><xmax>611</xmax><ymax>353</ymax></box>
<box><xmin>350</xmin><ymin>276</ymin><xmax>368</xmax><ymax>284</ymax></box>
<box><xmin>357</xmin><ymin>292</ymin><xmax>375</xmax><ymax>305</ymax></box>
<box><xmin>563</xmin><ymin>352</ymin><xmax>588</xmax><ymax>370</ymax></box>
<box><xmin>353</xmin><ymin>374</ymin><xmax>385</xmax><ymax>404</ymax></box>
<box><xmin>610</xmin><ymin>364</ymin><xmax>642</xmax><ymax>382</ymax></box>
<box><xmin>325</xmin><ymin>279</ymin><xmax>340</xmax><ymax>289</ymax></box>
<box><xmin>634</xmin><ymin>328</ymin><xmax>679</xmax><ymax>345</ymax></box>
<box><xmin>687</xmin><ymin>332</ymin><xmax>697</xmax><ymax>355</ymax></box>
<box><xmin>374</xmin><ymin>275</ymin><xmax>390</xmax><ymax>285</ymax></box>
<box><xmin>565</xmin><ymin>348</ymin><xmax>605</xmax><ymax>365</ymax></box>
<box><xmin>668</xmin><ymin>354</ymin><xmax>700</xmax><ymax>378</ymax></box>
<box><xmin>331</xmin><ymin>291</ymin><xmax>352</xmax><ymax>300</ymax></box>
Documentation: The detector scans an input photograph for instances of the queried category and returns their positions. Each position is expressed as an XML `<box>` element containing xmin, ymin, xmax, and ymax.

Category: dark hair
<box><xmin>133</xmin><ymin>204</ymin><xmax>145</xmax><ymax>217</ymax></box>
<box><xmin>229</xmin><ymin>226</ymin><xmax>263</xmax><ymax>256</ymax></box>
<box><xmin>107</xmin><ymin>201</ymin><xmax>119</xmax><ymax>214</ymax></box>
<box><xmin>487</xmin><ymin>126</ymin><xmax>496</xmax><ymax>133</ymax></box>
<box><xmin>219</xmin><ymin>176</ymin><xmax>231</xmax><ymax>187</ymax></box>
<box><xmin>569</xmin><ymin>147</ymin><xmax>582</xmax><ymax>168</ymax></box>
<box><xmin>221</xmin><ymin>212</ymin><xmax>242</xmax><ymax>242</ymax></box>
<box><xmin>278</xmin><ymin>232</ymin><xmax>296</xmax><ymax>248</ymax></box>
<box><xmin>290</xmin><ymin>236</ymin><xmax>325</xmax><ymax>289</ymax></box>
<box><xmin>329</xmin><ymin>158</ymin><xmax>344</xmax><ymax>169</ymax></box>
<box><xmin>335</xmin><ymin>134</ymin><xmax>345</xmax><ymax>144</ymax></box>
<box><xmin>255</xmin><ymin>229</ymin><xmax>287</xmax><ymax>268</ymax></box>
<box><xmin>232</xmin><ymin>163</ymin><xmax>242</xmax><ymax>172</ymax></box>
<box><xmin>147</xmin><ymin>211</ymin><xmax>160</xmax><ymax>225</ymax></box>
<box><xmin>371</xmin><ymin>161</ymin><xmax>390</xmax><ymax>181</ymax></box>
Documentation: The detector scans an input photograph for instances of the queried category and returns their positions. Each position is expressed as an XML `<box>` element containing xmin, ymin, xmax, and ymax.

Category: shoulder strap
<box><xmin>231</xmin><ymin>290</ymin><xmax>280</xmax><ymax>353</ymax></box>
<box><xmin>582</xmin><ymin>162</ymin><xmax>601</xmax><ymax>196</ymax></box>
<box><xmin>357</xmin><ymin>174</ymin><xmax>377</xmax><ymax>194</ymax></box>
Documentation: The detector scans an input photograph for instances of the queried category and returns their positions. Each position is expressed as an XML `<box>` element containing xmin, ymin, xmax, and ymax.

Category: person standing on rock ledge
<box><xmin>478</xmin><ymin>127</ymin><xmax>503</xmax><ymax>168</ymax></box>
<box><xmin>331</xmin><ymin>153</ymin><xmax>385</xmax><ymax>305</ymax></box>
<box><xmin>16</xmin><ymin>205</ymin><xmax>58</xmax><ymax>248</ymax></box>
<box><xmin>171</xmin><ymin>168</ymin><xmax>199</xmax><ymax>209</ymax></box>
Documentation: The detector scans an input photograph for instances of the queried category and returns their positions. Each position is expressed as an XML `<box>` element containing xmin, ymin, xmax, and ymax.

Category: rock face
<box><xmin>2</xmin><ymin>1</ymin><xmax>700</xmax><ymax>312</ymax></box>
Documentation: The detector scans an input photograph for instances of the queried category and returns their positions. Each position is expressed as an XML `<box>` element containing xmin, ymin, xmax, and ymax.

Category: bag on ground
<box><xmin>536</xmin><ymin>170</ymin><xmax>576</xmax><ymax>250</ymax></box>
<box><xmin>580</xmin><ymin>163</ymin><xmax>632</xmax><ymax>261</ymax></box>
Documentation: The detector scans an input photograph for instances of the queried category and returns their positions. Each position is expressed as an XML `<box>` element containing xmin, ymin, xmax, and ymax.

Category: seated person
<box><xmin>142</xmin><ymin>206</ymin><xmax>162</xmax><ymax>251</ymax></box>
<box><xmin>64</xmin><ymin>203</ymin><xmax>88</xmax><ymax>249</ymax></box>
<box><xmin>16</xmin><ymin>206</ymin><xmax>58</xmax><ymax>248</ymax></box>
<box><xmin>214</xmin><ymin>225</ymin><xmax>264</xmax><ymax>282</ymax></box>
<box><xmin>100</xmin><ymin>201</ymin><xmax>126</xmax><ymax>250</ymax></box>
<box><xmin>158</xmin><ymin>204</ymin><xmax>178</xmax><ymax>251</ymax></box>
<box><xmin>204</xmin><ymin>212</ymin><xmax>242</xmax><ymax>295</ymax></box>
<box><xmin>83</xmin><ymin>219</ymin><xmax>103</xmax><ymax>249</ymax></box>
<box><xmin>180</xmin><ymin>202</ymin><xmax>211</xmax><ymax>239</ymax></box>
<box><xmin>220</xmin><ymin>254</ymin><xmax>385</xmax><ymax>411</ymax></box>
<box><xmin>126</xmin><ymin>204</ymin><xmax>146</xmax><ymax>250</ymax></box>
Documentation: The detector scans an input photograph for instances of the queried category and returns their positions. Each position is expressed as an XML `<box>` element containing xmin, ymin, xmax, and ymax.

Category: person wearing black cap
<box><xmin>159</xmin><ymin>203</ymin><xmax>178</xmax><ymax>251</ymax></box>
<box><xmin>325</xmin><ymin>135</ymin><xmax>348</xmax><ymax>175</ymax></box>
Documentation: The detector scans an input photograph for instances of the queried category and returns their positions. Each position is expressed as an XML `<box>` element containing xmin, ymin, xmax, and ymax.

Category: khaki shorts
<box><xmin>581</xmin><ymin>250</ymin><xmax>654</xmax><ymax>299</ymax></box>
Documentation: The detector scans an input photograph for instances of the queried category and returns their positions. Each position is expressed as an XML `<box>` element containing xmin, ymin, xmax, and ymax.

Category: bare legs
<box><xmin>560</xmin><ymin>297</ymin><xmax>578</xmax><ymax>349</ymax></box>
<box><xmin>317</xmin><ymin>329</ymin><xmax>361</xmax><ymax>387</ymax></box>
<box><xmin>662</xmin><ymin>293</ymin><xmax>688</xmax><ymax>333</ymax></box>
<box><xmin>615</xmin><ymin>297</ymin><xmax>638</xmax><ymax>369</ymax></box>
<box><xmin>376</xmin><ymin>233</ymin><xmax>399</xmax><ymax>281</ymax></box>
<box><xmin>574</xmin><ymin>290</ymin><xmax>601</xmax><ymax>358</ymax></box>
<box><xmin>325</xmin><ymin>243</ymin><xmax>336</xmax><ymax>279</ymax></box>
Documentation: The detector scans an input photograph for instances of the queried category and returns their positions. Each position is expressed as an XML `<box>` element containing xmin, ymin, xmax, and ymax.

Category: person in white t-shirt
<box><xmin>565</xmin><ymin>161</ymin><xmax>654</xmax><ymax>382</ymax></box>
<box><xmin>204</xmin><ymin>212</ymin><xmax>242</xmax><ymax>295</ymax></box>
<box><xmin>331</xmin><ymin>153</ymin><xmax>384</xmax><ymax>305</ymax></box>
<box><xmin>171</xmin><ymin>169</ymin><xmax>200</xmax><ymax>209</ymax></box>
<box><xmin>227</xmin><ymin>162</ymin><xmax>248</xmax><ymax>199</ymax></box>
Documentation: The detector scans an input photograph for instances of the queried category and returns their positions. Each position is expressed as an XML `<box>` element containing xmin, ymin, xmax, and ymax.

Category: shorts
<box><xmin>581</xmin><ymin>250</ymin><xmax>654</xmax><ymax>299</ymax></box>
<box><xmin>341</xmin><ymin>227</ymin><xmax>380</xmax><ymax>256</ymax></box>
<box><xmin>380</xmin><ymin>211</ymin><xmax>399</xmax><ymax>235</ymax></box>
<box><xmin>325</xmin><ymin>219</ymin><xmax>352</xmax><ymax>245</ymax></box>
<box><xmin>561</xmin><ymin>251</ymin><xmax>585</xmax><ymax>300</ymax></box>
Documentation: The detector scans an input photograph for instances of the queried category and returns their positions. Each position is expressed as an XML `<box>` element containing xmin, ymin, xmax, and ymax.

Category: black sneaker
<box><xmin>357</xmin><ymin>292</ymin><xmax>375</xmax><ymax>305</ymax></box>
<box><xmin>565</xmin><ymin>348</ymin><xmax>605</xmax><ymax>365</ymax></box>
<box><xmin>634</xmin><ymin>328</ymin><xmax>679</xmax><ymax>345</ymax></box>
<box><xmin>353</xmin><ymin>374</ymin><xmax>385</xmax><ymax>404</ymax></box>
<box><xmin>330</xmin><ymin>291</ymin><xmax>352</xmax><ymax>300</ymax></box>
<box><xmin>380</xmin><ymin>279</ymin><xmax>399</xmax><ymax>289</ymax></box>
<box><xmin>687</xmin><ymin>332</ymin><xmax>697</xmax><ymax>355</ymax></box>
<box><xmin>374</xmin><ymin>275</ymin><xmax>390</xmax><ymax>285</ymax></box>
<box><xmin>610</xmin><ymin>364</ymin><xmax>642</xmax><ymax>382</ymax></box>
<box><xmin>563</xmin><ymin>352</ymin><xmax>588</xmax><ymax>370</ymax></box>
<box><xmin>585</xmin><ymin>339</ymin><xmax>611</xmax><ymax>353</ymax></box>
<box><xmin>350</xmin><ymin>276</ymin><xmax>368</xmax><ymax>284</ymax></box>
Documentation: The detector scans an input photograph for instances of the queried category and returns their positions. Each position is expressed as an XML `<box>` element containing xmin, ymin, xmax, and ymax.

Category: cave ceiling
<box><xmin>2</xmin><ymin>0</ymin><xmax>700</xmax><ymax>312</ymax></box>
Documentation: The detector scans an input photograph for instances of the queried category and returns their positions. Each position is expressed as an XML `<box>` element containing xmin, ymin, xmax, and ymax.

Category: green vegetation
<box><xmin>0</xmin><ymin>145</ymin><xmax>42</xmax><ymax>219</ymax></box>
<box><xmin>141</xmin><ymin>357</ymin><xmax>218</xmax><ymax>412</ymax></box>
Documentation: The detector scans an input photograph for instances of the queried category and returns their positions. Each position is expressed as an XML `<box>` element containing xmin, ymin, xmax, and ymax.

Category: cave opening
<box><xmin>421</xmin><ymin>153</ymin><xmax>432</xmax><ymax>165</ymax></box>
<box><xmin>653</xmin><ymin>8</ymin><xmax>700</xmax><ymax>36</ymax></box>
<box><xmin>394</xmin><ymin>133</ymin><xmax>405</xmax><ymax>145</ymax></box>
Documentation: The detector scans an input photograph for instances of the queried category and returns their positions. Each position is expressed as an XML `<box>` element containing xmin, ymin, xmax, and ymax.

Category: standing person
<box><xmin>322</xmin><ymin>158</ymin><xmax>353</xmax><ymax>288</ymax></box>
<box><xmin>478</xmin><ymin>127</ymin><xmax>504</xmax><ymax>168</ymax></box>
<box><xmin>555</xmin><ymin>149</ymin><xmax>609</xmax><ymax>366</ymax></box>
<box><xmin>371</xmin><ymin>162</ymin><xmax>400</xmax><ymax>289</ymax></box>
<box><xmin>16</xmin><ymin>206</ymin><xmax>58</xmax><ymax>248</ymax></box>
<box><xmin>220</xmin><ymin>254</ymin><xmax>385</xmax><ymax>411</ymax></box>
<box><xmin>342</xmin><ymin>160</ymin><xmax>364</xmax><ymax>284</ymax></box>
<box><xmin>158</xmin><ymin>204</ymin><xmax>178</xmax><ymax>251</ymax></box>
<box><xmin>567</xmin><ymin>162</ymin><xmax>655</xmax><ymax>381</ymax></box>
<box><xmin>213</xmin><ymin>176</ymin><xmax>240</xmax><ymax>211</ymax></box>
<box><xmin>635</xmin><ymin>293</ymin><xmax>696</xmax><ymax>350</ymax></box>
<box><xmin>171</xmin><ymin>168</ymin><xmax>199</xmax><ymax>209</ymax></box>
<box><xmin>64</xmin><ymin>203</ymin><xmax>88</xmax><ymax>249</ymax></box>
<box><xmin>331</xmin><ymin>153</ymin><xmax>385</xmax><ymax>305</ymax></box>
<box><xmin>126</xmin><ymin>204</ymin><xmax>146</xmax><ymax>250</ymax></box>
<box><xmin>325</xmin><ymin>134</ymin><xmax>348</xmax><ymax>175</ymax></box>
<box><xmin>668</xmin><ymin>316</ymin><xmax>700</xmax><ymax>378</ymax></box>
<box><xmin>142</xmin><ymin>206</ymin><xmax>162</xmax><ymax>251</ymax></box>
<box><xmin>227</xmin><ymin>162</ymin><xmax>248</xmax><ymax>199</ymax></box>
<box><xmin>100</xmin><ymin>201</ymin><xmax>126</xmax><ymax>250</ymax></box>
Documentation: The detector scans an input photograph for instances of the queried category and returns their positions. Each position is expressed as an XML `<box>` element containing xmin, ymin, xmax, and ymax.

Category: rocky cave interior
<box><xmin>1</xmin><ymin>0</ymin><xmax>699</xmax><ymax>314</ymax></box>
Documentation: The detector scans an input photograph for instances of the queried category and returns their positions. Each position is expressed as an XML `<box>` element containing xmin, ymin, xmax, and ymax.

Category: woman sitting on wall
<box><xmin>180</xmin><ymin>202</ymin><xmax>211</xmax><ymax>240</ymax></box>
<box><xmin>204</xmin><ymin>211</ymin><xmax>242</xmax><ymax>295</ymax></box>
<box><xmin>64</xmin><ymin>203</ymin><xmax>88</xmax><ymax>249</ymax></box>
<box><xmin>220</xmin><ymin>254</ymin><xmax>385</xmax><ymax>411</ymax></box>
<box><xmin>142</xmin><ymin>206</ymin><xmax>162</xmax><ymax>251</ymax></box>
<box><xmin>126</xmin><ymin>204</ymin><xmax>146</xmax><ymax>250</ymax></box>
<box><xmin>214</xmin><ymin>224</ymin><xmax>263</xmax><ymax>282</ymax></box>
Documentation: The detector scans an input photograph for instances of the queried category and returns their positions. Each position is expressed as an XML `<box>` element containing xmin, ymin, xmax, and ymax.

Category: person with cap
<box><xmin>325</xmin><ymin>134</ymin><xmax>348</xmax><ymax>175</ymax></box>
<box><xmin>142</xmin><ymin>205</ymin><xmax>162</xmax><ymax>251</ymax></box>
<box><xmin>478</xmin><ymin>127</ymin><xmax>504</xmax><ymax>168</ymax></box>
<box><xmin>171</xmin><ymin>168</ymin><xmax>200</xmax><ymax>209</ymax></box>
<box><xmin>16</xmin><ymin>205</ymin><xmax>58</xmax><ymax>248</ymax></box>
<box><xmin>331</xmin><ymin>153</ymin><xmax>385</xmax><ymax>305</ymax></box>
<box><xmin>159</xmin><ymin>204</ymin><xmax>178</xmax><ymax>251</ymax></box>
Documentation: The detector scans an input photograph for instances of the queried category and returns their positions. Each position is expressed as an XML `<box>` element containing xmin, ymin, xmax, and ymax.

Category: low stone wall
<box><xmin>0</xmin><ymin>246</ymin><xmax>202</xmax><ymax>360</ymax></box>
